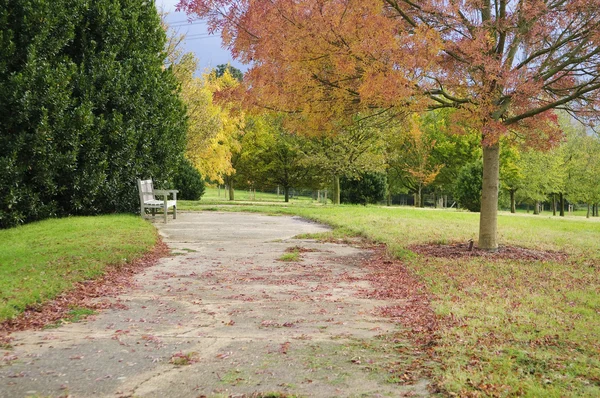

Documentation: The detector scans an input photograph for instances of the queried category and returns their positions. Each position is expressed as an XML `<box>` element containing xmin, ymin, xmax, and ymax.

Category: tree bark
<box><xmin>510</xmin><ymin>190</ymin><xmax>516</xmax><ymax>213</ymax></box>
<box><xmin>534</xmin><ymin>201</ymin><xmax>540</xmax><ymax>215</ymax></box>
<box><xmin>560</xmin><ymin>193</ymin><xmax>565</xmax><ymax>217</ymax></box>
<box><xmin>332</xmin><ymin>176</ymin><xmax>340</xmax><ymax>205</ymax></box>
<box><xmin>225</xmin><ymin>176</ymin><xmax>235</xmax><ymax>201</ymax></box>
<box><xmin>415</xmin><ymin>183</ymin><xmax>423</xmax><ymax>208</ymax></box>
<box><xmin>587</xmin><ymin>203</ymin><xmax>590</xmax><ymax>218</ymax></box>
<box><xmin>387</xmin><ymin>192</ymin><xmax>392</xmax><ymax>206</ymax></box>
<box><xmin>478</xmin><ymin>143</ymin><xmax>500</xmax><ymax>251</ymax></box>
<box><xmin>284</xmin><ymin>186</ymin><xmax>290</xmax><ymax>203</ymax></box>
<box><xmin>552</xmin><ymin>193</ymin><xmax>556</xmax><ymax>216</ymax></box>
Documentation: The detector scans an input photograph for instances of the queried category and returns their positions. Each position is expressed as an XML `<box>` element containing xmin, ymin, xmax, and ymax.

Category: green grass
<box><xmin>45</xmin><ymin>306</ymin><xmax>97</xmax><ymax>328</ymax></box>
<box><xmin>278</xmin><ymin>251</ymin><xmax>301</xmax><ymax>262</ymax></box>
<box><xmin>0</xmin><ymin>214</ymin><xmax>157</xmax><ymax>321</ymax></box>
<box><xmin>198</xmin><ymin>186</ymin><xmax>320</xmax><ymax>205</ymax></box>
<box><xmin>179</xmin><ymin>201</ymin><xmax>600</xmax><ymax>396</ymax></box>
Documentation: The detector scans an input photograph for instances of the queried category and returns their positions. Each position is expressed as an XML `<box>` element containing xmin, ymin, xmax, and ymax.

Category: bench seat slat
<box><xmin>143</xmin><ymin>200</ymin><xmax>176</xmax><ymax>208</ymax></box>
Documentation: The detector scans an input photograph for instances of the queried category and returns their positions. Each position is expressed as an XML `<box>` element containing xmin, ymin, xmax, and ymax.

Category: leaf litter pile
<box><xmin>410</xmin><ymin>241</ymin><xmax>568</xmax><ymax>262</ymax></box>
<box><xmin>356</xmin><ymin>244</ymin><xmax>440</xmax><ymax>387</ymax></box>
<box><xmin>0</xmin><ymin>240</ymin><xmax>169</xmax><ymax>339</ymax></box>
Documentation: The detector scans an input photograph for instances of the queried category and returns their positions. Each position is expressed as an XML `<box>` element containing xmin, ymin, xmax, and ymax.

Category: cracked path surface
<box><xmin>0</xmin><ymin>212</ymin><xmax>429</xmax><ymax>397</ymax></box>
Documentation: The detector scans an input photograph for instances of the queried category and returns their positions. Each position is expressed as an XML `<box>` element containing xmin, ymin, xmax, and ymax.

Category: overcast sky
<box><xmin>155</xmin><ymin>0</ymin><xmax>248</xmax><ymax>74</ymax></box>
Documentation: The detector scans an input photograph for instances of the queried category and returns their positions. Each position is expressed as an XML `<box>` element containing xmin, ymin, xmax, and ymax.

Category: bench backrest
<box><xmin>137</xmin><ymin>179</ymin><xmax>155</xmax><ymax>203</ymax></box>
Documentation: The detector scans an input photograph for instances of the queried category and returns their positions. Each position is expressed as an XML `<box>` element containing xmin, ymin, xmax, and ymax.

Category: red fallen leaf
<box><xmin>225</xmin><ymin>320</ymin><xmax>235</xmax><ymax>326</ymax></box>
<box><xmin>279</xmin><ymin>341</ymin><xmax>290</xmax><ymax>354</ymax></box>
<box><xmin>0</xmin><ymin>240</ymin><xmax>169</xmax><ymax>334</ymax></box>
<box><xmin>215</xmin><ymin>352</ymin><xmax>231</xmax><ymax>359</ymax></box>
<box><xmin>69</xmin><ymin>355</ymin><xmax>84</xmax><ymax>360</ymax></box>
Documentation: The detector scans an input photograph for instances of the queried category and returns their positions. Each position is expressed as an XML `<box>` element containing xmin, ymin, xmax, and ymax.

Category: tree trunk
<box><xmin>534</xmin><ymin>201</ymin><xmax>540</xmax><ymax>215</ymax></box>
<box><xmin>510</xmin><ymin>190</ymin><xmax>516</xmax><ymax>213</ymax></box>
<box><xmin>587</xmin><ymin>203</ymin><xmax>590</xmax><ymax>218</ymax></box>
<box><xmin>284</xmin><ymin>186</ymin><xmax>290</xmax><ymax>203</ymax></box>
<box><xmin>332</xmin><ymin>176</ymin><xmax>340</xmax><ymax>205</ymax></box>
<box><xmin>560</xmin><ymin>193</ymin><xmax>565</xmax><ymax>217</ymax></box>
<box><xmin>387</xmin><ymin>192</ymin><xmax>392</xmax><ymax>206</ymax></box>
<box><xmin>416</xmin><ymin>184</ymin><xmax>423</xmax><ymax>208</ymax></box>
<box><xmin>478</xmin><ymin>143</ymin><xmax>500</xmax><ymax>251</ymax></box>
<box><xmin>552</xmin><ymin>193</ymin><xmax>556</xmax><ymax>216</ymax></box>
<box><xmin>225</xmin><ymin>177</ymin><xmax>235</xmax><ymax>201</ymax></box>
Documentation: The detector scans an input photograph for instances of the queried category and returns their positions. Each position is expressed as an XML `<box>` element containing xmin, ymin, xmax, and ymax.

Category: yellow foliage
<box><xmin>170</xmin><ymin>50</ymin><xmax>244</xmax><ymax>183</ymax></box>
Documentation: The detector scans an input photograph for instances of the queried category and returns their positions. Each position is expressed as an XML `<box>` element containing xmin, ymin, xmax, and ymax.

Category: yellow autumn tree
<box><xmin>164</xmin><ymin>22</ymin><xmax>243</xmax><ymax>184</ymax></box>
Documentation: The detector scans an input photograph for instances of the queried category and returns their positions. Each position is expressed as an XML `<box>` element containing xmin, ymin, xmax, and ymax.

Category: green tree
<box><xmin>517</xmin><ymin>148</ymin><xmax>564</xmax><ymax>214</ymax></box>
<box><xmin>564</xmin><ymin>131</ymin><xmax>600</xmax><ymax>218</ymax></box>
<box><xmin>306</xmin><ymin>118</ymin><xmax>388</xmax><ymax>204</ymax></box>
<box><xmin>235</xmin><ymin>114</ymin><xmax>322</xmax><ymax>202</ymax></box>
<box><xmin>215</xmin><ymin>64</ymin><xmax>243</xmax><ymax>82</ymax></box>
<box><xmin>499</xmin><ymin>144</ymin><xmax>525</xmax><ymax>214</ymax></box>
<box><xmin>0</xmin><ymin>0</ymin><xmax>186</xmax><ymax>228</ymax></box>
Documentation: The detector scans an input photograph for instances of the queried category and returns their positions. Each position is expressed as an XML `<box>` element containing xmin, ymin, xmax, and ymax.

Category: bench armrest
<box><xmin>154</xmin><ymin>190</ymin><xmax>178</xmax><ymax>201</ymax></box>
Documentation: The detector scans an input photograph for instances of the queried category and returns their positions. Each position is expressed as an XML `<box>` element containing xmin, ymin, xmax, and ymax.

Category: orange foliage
<box><xmin>178</xmin><ymin>0</ymin><xmax>600</xmax><ymax>147</ymax></box>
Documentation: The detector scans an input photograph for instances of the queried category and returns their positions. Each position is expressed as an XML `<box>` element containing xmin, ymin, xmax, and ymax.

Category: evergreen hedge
<box><xmin>0</xmin><ymin>0</ymin><xmax>187</xmax><ymax>228</ymax></box>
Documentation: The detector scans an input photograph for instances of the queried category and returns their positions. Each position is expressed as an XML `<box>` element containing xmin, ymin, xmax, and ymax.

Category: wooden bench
<box><xmin>137</xmin><ymin>179</ymin><xmax>178</xmax><ymax>223</ymax></box>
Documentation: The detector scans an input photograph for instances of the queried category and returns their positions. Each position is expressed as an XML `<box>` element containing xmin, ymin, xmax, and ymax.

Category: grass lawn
<box><xmin>180</xmin><ymin>201</ymin><xmax>600</xmax><ymax>396</ymax></box>
<box><xmin>201</xmin><ymin>186</ymin><xmax>318</xmax><ymax>204</ymax></box>
<box><xmin>0</xmin><ymin>214</ymin><xmax>157</xmax><ymax>321</ymax></box>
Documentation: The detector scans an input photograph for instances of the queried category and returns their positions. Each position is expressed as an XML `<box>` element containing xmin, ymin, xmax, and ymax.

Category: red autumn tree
<box><xmin>179</xmin><ymin>0</ymin><xmax>600</xmax><ymax>250</ymax></box>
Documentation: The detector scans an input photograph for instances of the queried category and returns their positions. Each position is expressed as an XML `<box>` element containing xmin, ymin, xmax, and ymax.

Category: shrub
<box><xmin>454</xmin><ymin>160</ymin><xmax>483</xmax><ymax>212</ymax></box>
<box><xmin>340</xmin><ymin>173</ymin><xmax>387</xmax><ymax>205</ymax></box>
<box><xmin>173</xmin><ymin>159</ymin><xmax>205</xmax><ymax>200</ymax></box>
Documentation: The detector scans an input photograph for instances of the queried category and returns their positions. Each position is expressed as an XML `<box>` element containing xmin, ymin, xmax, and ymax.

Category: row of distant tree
<box><xmin>182</xmin><ymin>69</ymin><xmax>600</xmax><ymax>217</ymax></box>
<box><xmin>167</xmin><ymin>18</ymin><xmax>600</xmax><ymax>217</ymax></box>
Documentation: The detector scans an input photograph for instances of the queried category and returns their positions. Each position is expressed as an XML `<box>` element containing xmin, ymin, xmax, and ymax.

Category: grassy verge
<box><xmin>200</xmin><ymin>187</ymin><xmax>318</xmax><ymax>205</ymax></box>
<box><xmin>0</xmin><ymin>215</ymin><xmax>157</xmax><ymax>321</ymax></box>
<box><xmin>180</xmin><ymin>202</ymin><xmax>600</xmax><ymax>396</ymax></box>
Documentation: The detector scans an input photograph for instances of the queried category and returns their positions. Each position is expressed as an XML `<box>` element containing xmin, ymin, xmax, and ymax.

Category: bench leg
<box><xmin>163</xmin><ymin>200</ymin><xmax>168</xmax><ymax>223</ymax></box>
<box><xmin>140</xmin><ymin>206</ymin><xmax>145</xmax><ymax>218</ymax></box>
<box><xmin>173</xmin><ymin>205</ymin><xmax>177</xmax><ymax>220</ymax></box>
